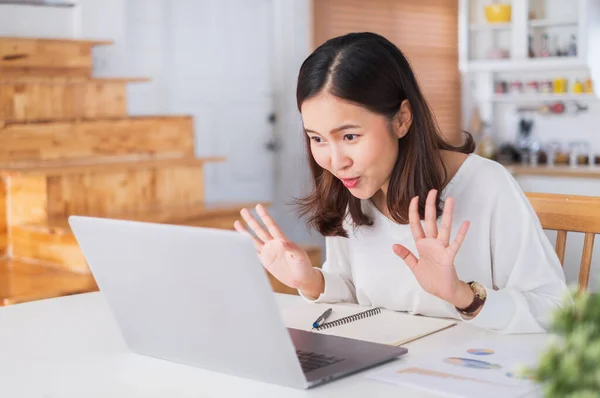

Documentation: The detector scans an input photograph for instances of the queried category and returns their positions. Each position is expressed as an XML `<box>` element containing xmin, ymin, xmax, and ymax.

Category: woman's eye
<box><xmin>310</xmin><ymin>136</ymin><xmax>323</xmax><ymax>143</ymax></box>
<box><xmin>343</xmin><ymin>134</ymin><xmax>358</xmax><ymax>141</ymax></box>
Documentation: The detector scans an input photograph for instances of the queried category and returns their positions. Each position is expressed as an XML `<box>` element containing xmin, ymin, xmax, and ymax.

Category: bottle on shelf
<box><xmin>545</xmin><ymin>141</ymin><xmax>562</xmax><ymax>166</ymax></box>
<box><xmin>476</xmin><ymin>123</ymin><xmax>496</xmax><ymax>160</ymax></box>
<box><xmin>528</xmin><ymin>35</ymin><xmax>535</xmax><ymax>58</ymax></box>
<box><xmin>553</xmin><ymin>77</ymin><xmax>568</xmax><ymax>93</ymax></box>
<box><xmin>584</xmin><ymin>77</ymin><xmax>594</xmax><ymax>93</ymax></box>
<box><xmin>540</xmin><ymin>33</ymin><xmax>550</xmax><ymax>57</ymax></box>
<box><xmin>573</xmin><ymin>79</ymin><xmax>583</xmax><ymax>94</ymax></box>
<box><xmin>517</xmin><ymin>118</ymin><xmax>534</xmax><ymax>165</ymax></box>
<box><xmin>553</xmin><ymin>35</ymin><xmax>563</xmax><ymax>57</ymax></box>
<box><xmin>568</xmin><ymin>34</ymin><xmax>577</xmax><ymax>56</ymax></box>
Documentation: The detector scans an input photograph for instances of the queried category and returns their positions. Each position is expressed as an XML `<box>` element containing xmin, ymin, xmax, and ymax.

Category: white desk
<box><xmin>0</xmin><ymin>292</ymin><xmax>546</xmax><ymax>397</ymax></box>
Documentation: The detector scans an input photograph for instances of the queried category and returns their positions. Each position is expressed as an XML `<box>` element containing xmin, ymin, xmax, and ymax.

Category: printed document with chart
<box><xmin>366</xmin><ymin>337</ymin><xmax>548</xmax><ymax>398</ymax></box>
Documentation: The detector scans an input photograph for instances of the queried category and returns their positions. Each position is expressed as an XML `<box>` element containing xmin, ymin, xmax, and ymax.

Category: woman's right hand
<box><xmin>233</xmin><ymin>204</ymin><xmax>323</xmax><ymax>298</ymax></box>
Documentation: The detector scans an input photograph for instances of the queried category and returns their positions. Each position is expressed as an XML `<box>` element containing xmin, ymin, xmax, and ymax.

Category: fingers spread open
<box><xmin>234</xmin><ymin>220</ymin><xmax>264</xmax><ymax>251</ymax></box>
<box><xmin>256</xmin><ymin>204</ymin><xmax>287</xmax><ymax>241</ymax></box>
<box><xmin>438</xmin><ymin>196</ymin><xmax>454</xmax><ymax>246</ymax></box>
<box><xmin>424</xmin><ymin>189</ymin><xmax>438</xmax><ymax>238</ymax></box>
<box><xmin>393</xmin><ymin>244</ymin><xmax>418</xmax><ymax>271</ymax></box>
<box><xmin>240</xmin><ymin>208</ymin><xmax>272</xmax><ymax>243</ymax></box>
<box><xmin>449</xmin><ymin>220</ymin><xmax>470</xmax><ymax>256</ymax></box>
<box><xmin>409</xmin><ymin>196</ymin><xmax>425</xmax><ymax>241</ymax></box>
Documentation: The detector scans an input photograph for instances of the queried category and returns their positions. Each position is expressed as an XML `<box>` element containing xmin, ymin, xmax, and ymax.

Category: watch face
<box><xmin>472</xmin><ymin>282</ymin><xmax>487</xmax><ymax>299</ymax></box>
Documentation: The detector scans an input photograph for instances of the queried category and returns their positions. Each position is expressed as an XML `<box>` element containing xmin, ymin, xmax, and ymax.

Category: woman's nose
<box><xmin>330</xmin><ymin>146</ymin><xmax>352</xmax><ymax>172</ymax></box>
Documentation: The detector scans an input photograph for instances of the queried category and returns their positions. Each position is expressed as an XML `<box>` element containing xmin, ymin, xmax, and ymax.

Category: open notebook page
<box><xmin>281</xmin><ymin>302</ymin><xmax>457</xmax><ymax>346</ymax></box>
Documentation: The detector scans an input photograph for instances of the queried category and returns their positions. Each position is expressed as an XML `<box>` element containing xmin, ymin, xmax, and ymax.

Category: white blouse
<box><xmin>300</xmin><ymin>154</ymin><xmax>569</xmax><ymax>334</ymax></box>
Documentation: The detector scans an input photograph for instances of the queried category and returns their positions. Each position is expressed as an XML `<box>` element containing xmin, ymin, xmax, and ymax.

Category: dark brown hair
<box><xmin>295</xmin><ymin>32</ymin><xmax>474</xmax><ymax>237</ymax></box>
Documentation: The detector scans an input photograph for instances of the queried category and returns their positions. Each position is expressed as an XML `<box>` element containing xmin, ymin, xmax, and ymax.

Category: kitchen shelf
<box><xmin>461</xmin><ymin>57</ymin><xmax>588</xmax><ymax>72</ymax></box>
<box><xmin>0</xmin><ymin>0</ymin><xmax>75</xmax><ymax>7</ymax></box>
<box><xmin>506</xmin><ymin>164</ymin><xmax>600</xmax><ymax>179</ymax></box>
<box><xmin>469</xmin><ymin>23</ymin><xmax>511</xmax><ymax>32</ymax></box>
<box><xmin>491</xmin><ymin>93</ymin><xmax>598</xmax><ymax>102</ymax></box>
<box><xmin>528</xmin><ymin>19</ymin><xmax>579</xmax><ymax>28</ymax></box>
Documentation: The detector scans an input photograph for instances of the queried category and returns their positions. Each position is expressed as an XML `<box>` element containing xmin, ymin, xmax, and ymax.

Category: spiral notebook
<box><xmin>282</xmin><ymin>303</ymin><xmax>457</xmax><ymax>346</ymax></box>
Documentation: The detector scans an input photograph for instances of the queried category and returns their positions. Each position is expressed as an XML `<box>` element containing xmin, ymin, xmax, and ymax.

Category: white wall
<box><xmin>74</xmin><ymin>0</ymin><xmax>170</xmax><ymax>116</ymax></box>
<box><xmin>0</xmin><ymin>3</ymin><xmax>75</xmax><ymax>37</ymax></box>
<box><xmin>270</xmin><ymin>0</ymin><xmax>324</xmax><ymax>248</ymax></box>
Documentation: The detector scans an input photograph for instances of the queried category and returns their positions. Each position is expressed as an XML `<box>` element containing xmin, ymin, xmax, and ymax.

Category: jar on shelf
<box><xmin>553</xmin><ymin>78</ymin><xmax>568</xmax><ymax>94</ymax></box>
<box><xmin>584</xmin><ymin>77</ymin><xmax>594</xmax><ymax>94</ymax></box>
<box><xmin>544</xmin><ymin>141</ymin><xmax>562</xmax><ymax>166</ymax></box>
<box><xmin>568</xmin><ymin>141</ymin><xmax>591</xmax><ymax>167</ymax></box>
<box><xmin>494</xmin><ymin>80</ymin><xmax>508</xmax><ymax>94</ymax></box>
<box><xmin>510</xmin><ymin>80</ymin><xmax>523</xmax><ymax>94</ymax></box>
<box><xmin>529</xmin><ymin>141</ymin><xmax>542</xmax><ymax>166</ymax></box>
<box><xmin>555</xmin><ymin>152</ymin><xmax>570</xmax><ymax>165</ymax></box>
<box><xmin>540</xmin><ymin>81</ymin><xmax>553</xmax><ymax>93</ymax></box>
<box><xmin>525</xmin><ymin>81</ymin><xmax>539</xmax><ymax>94</ymax></box>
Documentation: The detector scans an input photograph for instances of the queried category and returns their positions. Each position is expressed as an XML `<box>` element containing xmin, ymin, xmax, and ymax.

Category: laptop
<box><xmin>68</xmin><ymin>216</ymin><xmax>407</xmax><ymax>389</ymax></box>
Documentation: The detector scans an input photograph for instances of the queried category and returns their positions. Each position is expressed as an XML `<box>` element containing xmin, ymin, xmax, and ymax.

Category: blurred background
<box><xmin>0</xmin><ymin>0</ymin><xmax>598</xmax><ymax>307</ymax></box>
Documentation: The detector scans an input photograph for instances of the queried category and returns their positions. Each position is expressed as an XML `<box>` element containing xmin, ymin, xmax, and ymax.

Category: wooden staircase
<box><xmin>0</xmin><ymin>37</ymin><xmax>321</xmax><ymax>305</ymax></box>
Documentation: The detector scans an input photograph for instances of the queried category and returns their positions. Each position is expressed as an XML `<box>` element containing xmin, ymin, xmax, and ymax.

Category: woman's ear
<box><xmin>394</xmin><ymin>99</ymin><xmax>413</xmax><ymax>139</ymax></box>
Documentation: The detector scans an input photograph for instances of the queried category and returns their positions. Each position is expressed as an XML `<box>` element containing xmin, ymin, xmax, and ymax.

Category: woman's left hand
<box><xmin>392</xmin><ymin>189</ymin><xmax>473</xmax><ymax>308</ymax></box>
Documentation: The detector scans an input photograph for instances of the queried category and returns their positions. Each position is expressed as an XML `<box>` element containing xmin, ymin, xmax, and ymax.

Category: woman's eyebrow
<box><xmin>304</xmin><ymin>124</ymin><xmax>361</xmax><ymax>135</ymax></box>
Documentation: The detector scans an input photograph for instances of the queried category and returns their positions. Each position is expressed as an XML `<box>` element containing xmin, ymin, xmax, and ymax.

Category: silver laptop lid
<box><xmin>68</xmin><ymin>216</ymin><xmax>307</xmax><ymax>389</ymax></box>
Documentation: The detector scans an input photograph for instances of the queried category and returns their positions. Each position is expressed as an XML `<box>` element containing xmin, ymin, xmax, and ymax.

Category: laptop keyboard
<box><xmin>296</xmin><ymin>349</ymin><xmax>345</xmax><ymax>373</ymax></box>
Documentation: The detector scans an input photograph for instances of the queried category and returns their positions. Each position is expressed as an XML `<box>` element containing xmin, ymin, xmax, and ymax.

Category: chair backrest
<box><xmin>525</xmin><ymin>192</ymin><xmax>600</xmax><ymax>291</ymax></box>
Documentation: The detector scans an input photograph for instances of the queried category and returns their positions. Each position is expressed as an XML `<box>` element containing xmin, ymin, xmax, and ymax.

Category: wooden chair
<box><xmin>525</xmin><ymin>192</ymin><xmax>600</xmax><ymax>291</ymax></box>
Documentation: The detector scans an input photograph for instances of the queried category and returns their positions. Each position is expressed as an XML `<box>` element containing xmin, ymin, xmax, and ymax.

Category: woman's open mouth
<box><xmin>341</xmin><ymin>177</ymin><xmax>360</xmax><ymax>188</ymax></box>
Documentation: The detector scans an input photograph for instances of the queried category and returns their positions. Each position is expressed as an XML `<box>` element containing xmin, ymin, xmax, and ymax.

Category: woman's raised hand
<box><xmin>234</xmin><ymin>204</ymin><xmax>323</xmax><ymax>297</ymax></box>
<box><xmin>392</xmin><ymin>189</ymin><xmax>471</xmax><ymax>307</ymax></box>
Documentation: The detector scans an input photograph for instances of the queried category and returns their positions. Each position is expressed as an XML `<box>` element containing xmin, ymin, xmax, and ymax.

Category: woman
<box><xmin>234</xmin><ymin>32</ymin><xmax>567</xmax><ymax>334</ymax></box>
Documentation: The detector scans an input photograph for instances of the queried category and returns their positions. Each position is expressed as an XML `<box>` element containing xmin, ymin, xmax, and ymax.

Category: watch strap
<box><xmin>455</xmin><ymin>281</ymin><xmax>485</xmax><ymax>315</ymax></box>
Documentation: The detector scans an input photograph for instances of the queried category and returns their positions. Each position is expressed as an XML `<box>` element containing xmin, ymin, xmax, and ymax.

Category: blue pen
<box><xmin>312</xmin><ymin>308</ymin><xmax>332</xmax><ymax>329</ymax></box>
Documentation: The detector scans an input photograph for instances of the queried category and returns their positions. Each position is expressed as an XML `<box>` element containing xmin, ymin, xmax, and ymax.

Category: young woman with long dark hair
<box><xmin>234</xmin><ymin>32</ymin><xmax>567</xmax><ymax>334</ymax></box>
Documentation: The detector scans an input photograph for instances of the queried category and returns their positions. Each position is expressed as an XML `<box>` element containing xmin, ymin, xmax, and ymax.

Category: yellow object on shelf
<box><xmin>485</xmin><ymin>4</ymin><xmax>511</xmax><ymax>23</ymax></box>
<box><xmin>573</xmin><ymin>80</ymin><xmax>584</xmax><ymax>94</ymax></box>
<box><xmin>584</xmin><ymin>77</ymin><xmax>593</xmax><ymax>93</ymax></box>
<box><xmin>553</xmin><ymin>77</ymin><xmax>568</xmax><ymax>93</ymax></box>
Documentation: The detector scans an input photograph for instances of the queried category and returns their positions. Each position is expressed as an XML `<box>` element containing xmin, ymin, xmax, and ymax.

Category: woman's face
<box><xmin>301</xmin><ymin>93</ymin><xmax>408</xmax><ymax>200</ymax></box>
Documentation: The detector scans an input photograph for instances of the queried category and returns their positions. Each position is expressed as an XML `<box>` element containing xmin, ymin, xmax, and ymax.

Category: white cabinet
<box><xmin>516</xmin><ymin>175</ymin><xmax>600</xmax><ymax>196</ymax></box>
<box><xmin>459</xmin><ymin>0</ymin><xmax>600</xmax><ymax>77</ymax></box>
<box><xmin>459</xmin><ymin>0</ymin><xmax>600</xmax><ymax>155</ymax></box>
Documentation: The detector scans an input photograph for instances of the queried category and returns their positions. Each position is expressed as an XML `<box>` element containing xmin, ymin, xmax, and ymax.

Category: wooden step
<box><xmin>0</xmin><ymin>258</ymin><xmax>98</xmax><ymax>306</ymax></box>
<box><xmin>8</xmin><ymin>215</ymin><xmax>322</xmax><ymax>297</ymax></box>
<box><xmin>0</xmin><ymin>77</ymin><xmax>150</xmax><ymax>123</ymax></box>
<box><xmin>0</xmin><ymin>37</ymin><xmax>112</xmax><ymax>78</ymax></box>
<box><xmin>0</xmin><ymin>76</ymin><xmax>149</xmax><ymax>83</ymax></box>
<box><xmin>70</xmin><ymin>201</ymin><xmax>267</xmax><ymax>227</ymax></box>
<box><xmin>0</xmin><ymin>154</ymin><xmax>224</xmax><ymax>176</ymax></box>
<box><xmin>1</xmin><ymin>157</ymin><xmax>223</xmax><ymax>241</ymax></box>
<box><xmin>0</xmin><ymin>116</ymin><xmax>195</xmax><ymax>163</ymax></box>
<box><xmin>10</xmin><ymin>201</ymin><xmax>270</xmax><ymax>272</ymax></box>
